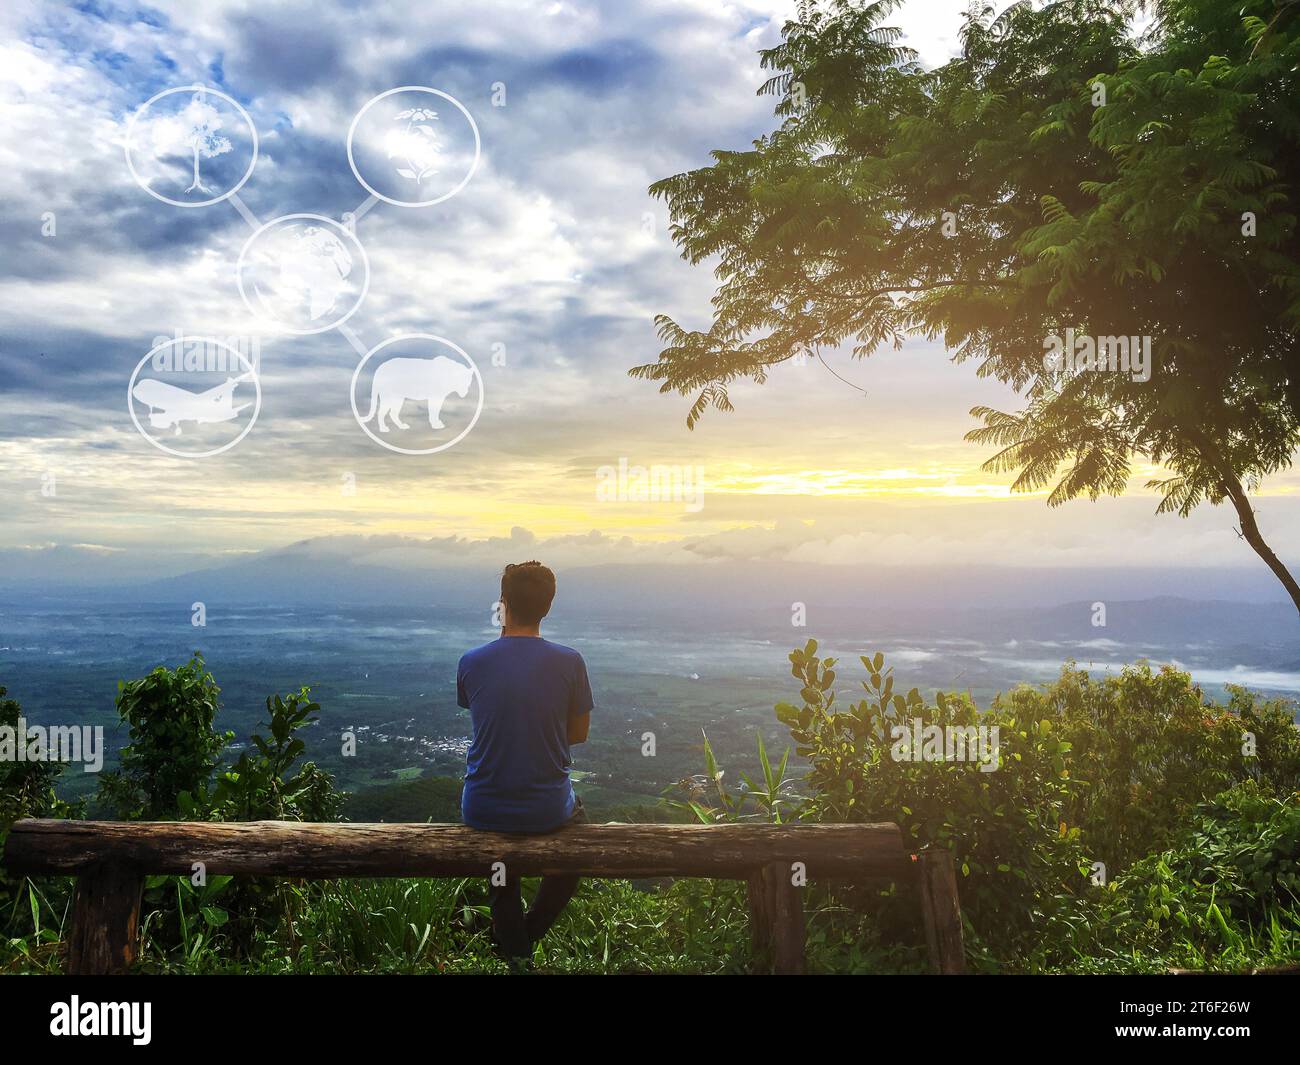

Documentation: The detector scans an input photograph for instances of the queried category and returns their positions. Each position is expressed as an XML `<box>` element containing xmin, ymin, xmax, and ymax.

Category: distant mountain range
<box><xmin>2</xmin><ymin>535</ymin><xmax>1296</xmax><ymax>673</ymax></box>
<box><xmin>0</xmin><ymin>534</ymin><xmax>1293</xmax><ymax>612</ymax></box>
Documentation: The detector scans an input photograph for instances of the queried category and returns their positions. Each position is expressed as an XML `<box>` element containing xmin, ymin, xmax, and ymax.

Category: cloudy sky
<box><xmin>2</xmin><ymin>0</ymin><xmax>1297</xmax><ymax>584</ymax></box>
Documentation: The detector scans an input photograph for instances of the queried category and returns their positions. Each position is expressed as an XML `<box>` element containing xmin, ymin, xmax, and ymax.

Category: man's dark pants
<box><xmin>488</xmin><ymin>797</ymin><xmax>586</xmax><ymax>958</ymax></box>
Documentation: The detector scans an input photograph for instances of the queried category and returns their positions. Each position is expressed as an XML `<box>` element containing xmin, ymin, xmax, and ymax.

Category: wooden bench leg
<box><xmin>746</xmin><ymin>870</ymin><xmax>772</xmax><ymax>961</ymax></box>
<box><xmin>917</xmin><ymin>849</ymin><xmax>966</xmax><ymax>974</ymax></box>
<box><xmin>67</xmin><ymin>864</ymin><xmax>144</xmax><ymax>975</ymax></box>
<box><xmin>747</xmin><ymin>861</ymin><xmax>805</xmax><ymax>974</ymax></box>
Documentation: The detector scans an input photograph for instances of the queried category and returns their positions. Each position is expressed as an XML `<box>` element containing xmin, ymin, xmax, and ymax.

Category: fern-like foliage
<box><xmin>632</xmin><ymin>0</ymin><xmax>1300</xmax><ymax>553</ymax></box>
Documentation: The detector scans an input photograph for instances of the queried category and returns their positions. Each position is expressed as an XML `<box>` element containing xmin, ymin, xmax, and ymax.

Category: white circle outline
<box><xmin>350</xmin><ymin>334</ymin><xmax>484</xmax><ymax>455</ymax></box>
<box><xmin>236</xmin><ymin>213</ymin><xmax>371</xmax><ymax>336</ymax></box>
<box><xmin>128</xmin><ymin>337</ymin><xmax>262</xmax><ymax>459</ymax></box>
<box><xmin>124</xmin><ymin>85</ymin><xmax>260</xmax><ymax>209</ymax></box>
<box><xmin>346</xmin><ymin>87</ymin><xmax>482</xmax><ymax>208</ymax></box>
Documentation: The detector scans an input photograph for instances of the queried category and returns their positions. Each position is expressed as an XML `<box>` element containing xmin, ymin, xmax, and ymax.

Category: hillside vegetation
<box><xmin>3</xmin><ymin>645</ymin><xmax>1298</xmax><ymax>974</ymax></box>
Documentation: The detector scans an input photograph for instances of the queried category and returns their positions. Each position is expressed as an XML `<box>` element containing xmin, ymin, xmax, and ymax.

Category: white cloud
<box><xmin>1</xmin><ymin>0</ymin><xmax>1294</xmax><ymax>590</ymax></box>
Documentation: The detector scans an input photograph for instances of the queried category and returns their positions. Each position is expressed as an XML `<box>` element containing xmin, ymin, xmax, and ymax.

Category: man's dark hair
<box><xmin>500</xmin><ymin>561</ymin><xmax>556</xmax><ymax>626</ymax></box>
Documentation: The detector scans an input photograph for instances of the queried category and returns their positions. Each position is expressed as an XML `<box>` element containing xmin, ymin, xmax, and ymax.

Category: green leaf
<box><xmin>201</xmin><ymin>906</ymin><xmax>229</xmax><ymax>927</ymax></box>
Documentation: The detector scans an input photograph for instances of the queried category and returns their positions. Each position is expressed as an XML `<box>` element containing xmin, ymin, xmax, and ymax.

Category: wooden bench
<box><xmin>2</xmin><ymin>818</ymin><xmax>965</xmax><ymax>975</ymax></box>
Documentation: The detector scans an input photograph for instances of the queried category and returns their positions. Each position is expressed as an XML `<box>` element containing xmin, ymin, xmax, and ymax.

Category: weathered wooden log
<box><xmin>4</xmin><ymin>819</ymin><xmax>911</xmax><ymax>880</ymax></box>
<box><xmin>66</xmin><ymin>863</ymin><xmax>144</xmax><ymax>975</ymax></box>
<box><xmin>917</xmin><ymin>848</ymin><xmax>966</xmax><ymax>974</ymax></box>
<box><xmin>763</xmin><ymin>860</ymin><xmax>806</xmax><ymax>975</ymax></box>
<box><xmin>5</xmin><ymin>820</ymin><xmax>968</xmax><ymax>976</ymax></box>
<box><xmin>746</xmin><ymin>862</ymin><xmax>806</xmax><ymax>974</ymax></box>
<box><xmin>746</xmin><ymin>869</ymin><xmax>772</xmax><ymax>963</ymax></box>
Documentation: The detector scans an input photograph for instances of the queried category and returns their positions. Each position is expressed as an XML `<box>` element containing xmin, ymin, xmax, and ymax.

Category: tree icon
<box><xmin>151</xmin><ymin>89</ymin><xmax>234</xmax><ymax>195</ymax></box>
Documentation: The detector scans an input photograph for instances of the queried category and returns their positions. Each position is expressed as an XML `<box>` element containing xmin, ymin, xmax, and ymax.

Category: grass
<box><xmin>12</xmin><ymin>868</ymin><xmax>1296</xmax><ymax>974</ymax></box>
<box><xmin>138</xmin><ymin>877</ymin><xmax>757</xmax><ymax>975</ymax></box>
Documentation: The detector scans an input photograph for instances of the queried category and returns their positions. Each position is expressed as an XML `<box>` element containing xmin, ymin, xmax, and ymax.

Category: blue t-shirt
<box><xmin>457</xmin><ymin>636</ymin><xmax>593</xmax><ymax>832</ymax></box>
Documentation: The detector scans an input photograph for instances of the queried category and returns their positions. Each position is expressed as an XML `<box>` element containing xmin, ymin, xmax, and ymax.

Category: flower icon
<box><xmin>385</xmin><ymin>107</ymin><xmax>441</xmax><ymax>185</ymax></box>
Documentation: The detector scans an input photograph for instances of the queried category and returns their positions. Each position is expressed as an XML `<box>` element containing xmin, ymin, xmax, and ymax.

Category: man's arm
<box><xmin>456</xmin><ymin>656</ymin><xmax>469</xmax><ymax>709</ymax></box>
<box><xmin>567</xmin><ymin>711</ymin><xmax>589</xmax><ymax>745</ymax></box>
<box><xmin>567</xmin><ymin>655</ymin><xmax>593</xmax><ymax>744</ymax></box>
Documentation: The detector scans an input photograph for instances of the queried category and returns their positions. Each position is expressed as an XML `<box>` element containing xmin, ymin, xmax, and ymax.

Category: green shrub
<box><xmin>207</xmin><ymin>688</ymin><xmax>342</xmax><ymax>823</ymax></box>
<box><xmin>88</xmin><ymin>658</ymin><xmax>343</xmax><ymax>962</ymax></box>
<box><xmin>0</xmin><ymin>686</ymin><xmax>81</xmax><ymax>967</ymax></box>
<box><xmin>994</xmin><ymin>662</ymin><xmax>1300</xmax><ymax>870</ymax></box>
<box><xmin>1126</xmin><ymin>783</ymin><xmax>1300</xmax><ymax>925</ymax></box>
<box><xmin>680</xmin><ymin>641</ymin><xmax>1300</xmax><ymax>970</ymax></box>
<box><xmin>0</xmin><ymin>686</ymin><xmax>81</xmax><ymax>832</ymax></box>
<box><xmin>1032</xmin><ymin>783</ymin><xmax>1300</xmax><ymax>972</ymax></box>
<box><xmin>771</xmin><ymin>641</ymin><xmax>1086</xmax><ymax>953</ymax></box>
<box><xmin>98</xmin><ymin>653</ymin><xmax>231</xmax><ymax>820</ymax></box>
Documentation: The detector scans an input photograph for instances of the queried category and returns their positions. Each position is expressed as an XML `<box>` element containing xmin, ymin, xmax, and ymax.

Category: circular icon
<box><xmin>124</xmin><ymin>85</ymin><xmax>259</xmax><ymax>209</ymax></box>
<box><xmin>350</xmin><ymin>334</ymin><xmax>484</xmax><ymax>455</ymax></box>
<box><xmin>236</xmin><ymin>214</ymin><xmax>370</xmax><ymax>335</ymax></box>
<box><xmin>128</xmin><ymin>337</ymin><xmax>261</xmax><ymax>458</ymax></box>
<box><xmin>347</xmin><ymin>87</ymin><xmax>481</xmax><ymax>208</ymax></box>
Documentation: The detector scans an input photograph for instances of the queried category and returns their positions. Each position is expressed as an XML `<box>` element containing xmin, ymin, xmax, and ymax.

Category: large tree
<box><xmin>632</xmin><ymin>0</ymin><xmax>1300</xmax><ymax>611</ymax></box>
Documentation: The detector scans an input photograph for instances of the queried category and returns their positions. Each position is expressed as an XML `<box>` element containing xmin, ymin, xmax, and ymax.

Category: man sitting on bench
<box><xmin>457</xmin><ymin>560</ymin><xmax>594</xmax><ymax>962</ymax></box>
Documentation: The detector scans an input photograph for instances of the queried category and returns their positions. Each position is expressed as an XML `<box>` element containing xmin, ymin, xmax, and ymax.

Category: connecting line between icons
<box><xmin>124</xmin><ymin>84</ymin><xmax>486</xmax><ymax>457</ymax></box>
<box><xmin>231</xmin><ymin>191</ymin><xmax>375</xmax><ymax>239</ymax></box>
<box><xmin>338</xmin><ymin>324</ymin><xmax>369</xmax><ymax>358</ymax></box>
<box><xmin>348</xmin><ymin>194</ymin><xmax>381</xmax><ymax>227</ymax></box>
<box><xmin>228</xmin><ymin>192</ymin><xmax>262</xmax><ymax>231</ymax></box>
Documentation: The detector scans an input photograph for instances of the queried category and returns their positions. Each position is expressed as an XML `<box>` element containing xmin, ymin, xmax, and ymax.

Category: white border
<box><xmin>347</xmin><ymin>87</ymin><xmax>481</xmax><ymax>208</ymax></box>
<box><xmin>128</xmin><ymin>337</ymin><xmax>261</xmax><ymax>459</ymax></box>
<box><xmin>236</xmin><ymin>213</ymin><xmax>371</xmax><ymax>336</ymax></box>
<box><xmin>124</xmin><ymin>85</ymin><xmax>259</xmax><ymax>209</ymax></box>
<box><xmin>350</xmin><ymin>333</ymin><xmax>484</xmax><ymax>455</ymax></box>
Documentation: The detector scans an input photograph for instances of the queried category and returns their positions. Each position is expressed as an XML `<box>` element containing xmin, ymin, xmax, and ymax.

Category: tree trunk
<box><xmin>1190</xmin><ymin>431</ymin><xmax>1300</xmax><ymax>614</ymax></box>
<box><xmin>1220</xmin><ymin>473</ymin><xmax>1300</xmax><ymax>614</ymax></box>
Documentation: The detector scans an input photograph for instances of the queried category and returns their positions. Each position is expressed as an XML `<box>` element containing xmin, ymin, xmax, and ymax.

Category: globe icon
<box><xmin>238</xmin><ymin>215</ymin><xmax>368</xmax><ymax>334</ymax></box>
<box><xmin>254</xmin><ymin>224</ymin><xmax>351</xmax><ymax>320</ymax></box>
